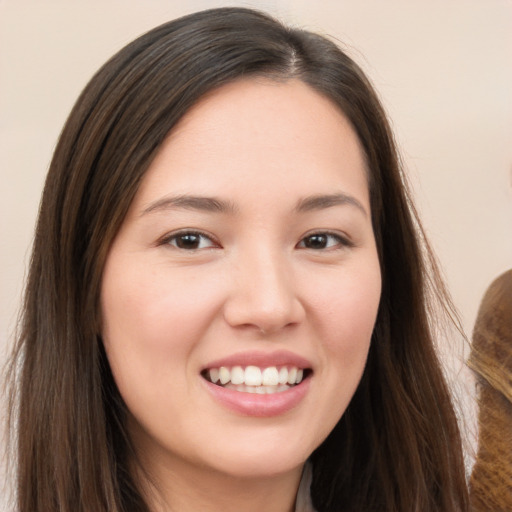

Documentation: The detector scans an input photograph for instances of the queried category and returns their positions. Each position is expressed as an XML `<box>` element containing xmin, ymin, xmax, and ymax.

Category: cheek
<box><xmin>314</xmin><ymin>262</ymin><xmax>381</xmax><ymax>347</ymax></box>
<box><xmin>307</xmin><ymin>259</ymin><xmax>381</xmax><ymax>399</ymax></box>
<box><xmin>99</xmin><ymin>259</ymin><xmax>223</xmax><ymax>387</ymax></box>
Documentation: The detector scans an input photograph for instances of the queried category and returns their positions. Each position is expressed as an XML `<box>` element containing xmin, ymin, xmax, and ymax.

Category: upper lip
<box><xmin>202</xmin><ymin>350</ymin><xmax>312</xmax><ymax>371</ymax></box>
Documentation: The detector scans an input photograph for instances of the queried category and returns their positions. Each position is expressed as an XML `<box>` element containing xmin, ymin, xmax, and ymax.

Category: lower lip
<box><xmin>202</xmin><ymin>377</ymin><xmax>311</xmax><ymax>417</ymax></box>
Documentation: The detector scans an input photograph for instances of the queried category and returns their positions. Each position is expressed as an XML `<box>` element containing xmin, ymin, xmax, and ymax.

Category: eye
<box><xmin>163</xmin><ymin>231</ymin><xmax>219</xmax><ymax>250</ymax></box>
<box><xmin>297</xmin><ymin>232</ymin><xmax>351</xmax><ymax>250</ymax></box>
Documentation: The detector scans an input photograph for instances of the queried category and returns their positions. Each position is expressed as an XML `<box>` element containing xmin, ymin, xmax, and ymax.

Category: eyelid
<box><xmin>157</xmin><ymin>228</ymin><xmax>353</xmax><ymax>251</ymax></box>
<box><xmin>296</xmin><ymin>230</ymin><xmax>355</xmax><ymax>250</ymax></box>
<box><xmin>159</xmin><ymin>229</ymin><xmax>221</xmax><ymax>250</ymax></box>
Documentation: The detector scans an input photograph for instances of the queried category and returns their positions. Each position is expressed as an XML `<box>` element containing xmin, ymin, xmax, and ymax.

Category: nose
<box><xmin>222</xmin><ymin>247</ymin><xmax>305</xmax><ymax>335</ymax></box>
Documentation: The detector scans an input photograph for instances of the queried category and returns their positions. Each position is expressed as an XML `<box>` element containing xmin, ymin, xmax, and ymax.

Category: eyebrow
<box><xmin>141</xmin><ymin>194</ymin><xmax>238</xmax><ymax>216</ymax></box>
<box><xmin>141</xmin><ymin>192</ymin><xmax>367</xmax><ymax>217</ymax></box>
<box><xmin>295</xmin><ymin>193</ymin><xmax>368</xmax><ymax>217</ymax></box>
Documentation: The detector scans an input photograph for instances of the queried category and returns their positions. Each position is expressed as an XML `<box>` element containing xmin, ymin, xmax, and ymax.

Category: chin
<box><xmin>209</xmin><ymin>453</ymin><xmax>306</xmax><ymax>480</ymax></box>
<box><xmin>194</xmin><ymin>429</ymin><xmax>316</xmax><ymax>479</ymax></box>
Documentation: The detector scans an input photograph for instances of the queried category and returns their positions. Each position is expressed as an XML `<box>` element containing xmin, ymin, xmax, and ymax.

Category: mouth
<box><xmin>201</xmin><ymin>365</ymin><xmax>312</xmax><ymax>395</ymax></box>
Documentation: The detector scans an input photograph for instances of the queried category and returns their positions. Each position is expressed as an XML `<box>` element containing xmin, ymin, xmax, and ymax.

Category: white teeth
<box><xmin>244</xmin><ymin>366</ymin><xmax>262</xmax><ymax>386</ymax></box>
<box><xmin>287</xmin><ymin>367</ymin><xmax>297</xmax><ymax>385</ymax></box>
<box><xmin>209</xmin><ymin>368</ymin><xmax>219</xmax><ymax>383</ymax></box>
<box><xmin>231</xmin><ymin>366</ymin><xmax>244</xmax><ymax>385</ymax></box>
<box><xmin>262</xmin><ymin>367</ymin><xmax>279</xmax><ymax>386</ymax></box>
<box><xmin>206</xmin><ymin>365</ymin><xmax>307</xmax><ymax>388</ymax></box>
<box><xmin>224</xmin><ymin>383</ymin><xmax>292</xmax><ymax>394</ymax></box>
<box><xmin>219</xmin><ymin>367</ymin><xmax>230</xmax><ymax>385</ymax></box>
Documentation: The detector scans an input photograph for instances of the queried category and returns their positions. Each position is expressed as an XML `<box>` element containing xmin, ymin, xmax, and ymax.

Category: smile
<box><xmin>203</xmin><ymin>365</ymin><xmax>308</xmax><ymax>394</ymax></box>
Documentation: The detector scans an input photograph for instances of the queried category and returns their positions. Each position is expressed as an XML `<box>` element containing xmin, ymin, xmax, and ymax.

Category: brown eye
<box><xmin>303</xmin><ymin>234</ymin><xmax>329</xmax><ymax>249</ymax></box>
<box><xmin>165</xmin><ymin>231</ymin><xmax>217</xmax><ymax>250</ymax></box>
<box><xmin>298</xmin><ymin>232</ymin><xmax>350</xmax><ymax>250</ymax></box>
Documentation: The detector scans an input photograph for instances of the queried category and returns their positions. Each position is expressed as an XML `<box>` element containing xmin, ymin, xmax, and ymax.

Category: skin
<box><xmin>101</xmin><ymin>78</ymin><xmax>382</xmax><ymax>512</ymax></box>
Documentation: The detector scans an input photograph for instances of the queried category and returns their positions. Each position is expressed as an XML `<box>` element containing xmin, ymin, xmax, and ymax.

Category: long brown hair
<box><xmin>6</xmin><ymin>7</ymin><xmax>469</xmax><ymax>511</ymax></box>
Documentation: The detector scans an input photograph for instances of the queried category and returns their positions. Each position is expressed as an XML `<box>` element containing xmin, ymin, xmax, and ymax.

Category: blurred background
<box><xmin>1</xmin><ymin>0</ymin><xmax>511</xmax><ymax>507</ymax></box>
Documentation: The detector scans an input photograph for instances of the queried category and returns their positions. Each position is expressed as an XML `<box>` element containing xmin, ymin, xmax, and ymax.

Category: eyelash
<box><xmin>161</xmin><ymin>230</ymin><xmax>220</xmax><ymax>250</ymax></box>
<box><xmin>296</xmin><ymin>231</ymin><xmax>353</xmax><ymax>250</ymax></box>
<box><xmin>160</xmin><ymin>230</ymin><xmax>353</xmax><ymax>251</ymax></box>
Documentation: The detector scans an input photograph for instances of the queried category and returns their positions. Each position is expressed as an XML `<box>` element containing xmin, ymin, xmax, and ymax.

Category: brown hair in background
<box><xmin>469</xmin><ymin>269</ymin><xmax>512</xmax><ymax>511</ymax></box>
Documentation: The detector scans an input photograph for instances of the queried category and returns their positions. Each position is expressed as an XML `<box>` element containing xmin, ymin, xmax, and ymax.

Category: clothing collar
<box><xmin>294</xmin><ymin>462</ymin><xmax>315</xmax><ymax>512</ymax></box>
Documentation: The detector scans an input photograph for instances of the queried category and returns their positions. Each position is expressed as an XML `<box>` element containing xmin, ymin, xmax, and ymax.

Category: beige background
<box><xmin>1</xmin><ymin>0</ymin><xmax>511</xmax><ymax>508</ymax></box>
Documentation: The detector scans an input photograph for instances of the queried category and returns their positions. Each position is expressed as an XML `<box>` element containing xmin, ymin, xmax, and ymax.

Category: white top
<box><xmin>294</xmin><ymin>463</ymin><xmax>315</xmax><ymax>512</ymax></box>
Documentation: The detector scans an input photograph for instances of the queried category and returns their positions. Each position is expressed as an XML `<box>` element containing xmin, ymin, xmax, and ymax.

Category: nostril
<box><xmin>222</xmin><ymin>270</ymin><xmax>305</xmax><ymax>333</ymax></box>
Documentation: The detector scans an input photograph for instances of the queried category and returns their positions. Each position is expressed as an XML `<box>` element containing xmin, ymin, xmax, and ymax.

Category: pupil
<box><xmin>306</xmin><ymin>234</ymin><xmax>327</xmax><ymax>249</ymax></box>
<box><xmin>177</xmin><ymin>234</ymin><xmax>200</xmax><ymax>249</ymax></box>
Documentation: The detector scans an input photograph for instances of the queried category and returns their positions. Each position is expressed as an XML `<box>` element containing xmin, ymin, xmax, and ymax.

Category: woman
<box><xmin>6</xmin><ymin>7</ymin><xmax>469</xmax><ymax>511</ymax></box>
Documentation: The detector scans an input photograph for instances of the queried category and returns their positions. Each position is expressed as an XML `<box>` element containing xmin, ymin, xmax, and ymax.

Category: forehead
<box><xmin>132</xmin><ymin>78</ymin><xmax>369</xmax><ymax>212</ymax></box>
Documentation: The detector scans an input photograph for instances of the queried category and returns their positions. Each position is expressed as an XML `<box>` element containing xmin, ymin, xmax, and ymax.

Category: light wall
<box><xmin>1</xmin><ymin>0</ymin><xmax>511</xmax><ymax>506</ymax></box>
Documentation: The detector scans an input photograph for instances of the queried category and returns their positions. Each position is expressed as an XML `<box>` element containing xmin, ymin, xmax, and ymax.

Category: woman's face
<box><xmin>101</xmin><ymin>79</ymin><xmax>381</xmax><ymax>481</ymax></box>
